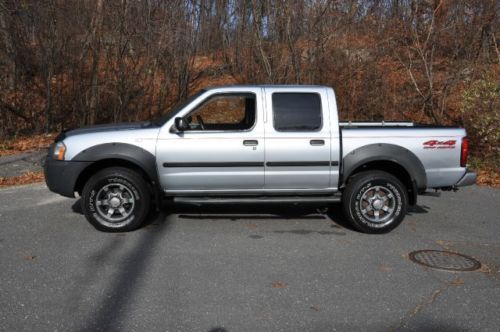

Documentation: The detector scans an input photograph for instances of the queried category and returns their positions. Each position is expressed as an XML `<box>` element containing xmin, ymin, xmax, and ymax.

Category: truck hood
<box><xmin>56</xmin><ymin>121</ymin><xmax>159</xmax><ymax>141</ymax></box>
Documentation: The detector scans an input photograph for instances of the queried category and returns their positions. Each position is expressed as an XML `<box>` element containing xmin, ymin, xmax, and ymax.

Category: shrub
<box><xmin>461</xmin><ymin>77</ymin><xmax>499</xmax><ymax>165</ymax></box>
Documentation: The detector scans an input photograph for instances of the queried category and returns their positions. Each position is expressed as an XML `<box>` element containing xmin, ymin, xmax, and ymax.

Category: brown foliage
<box><xmin>0</xmin><ymin>133</ymin><xmax>54</xmax><ymax>156</ymax></box>
<box><xmin>0</xmin><ymin>0</ymin><xmax>498</xmax><ymax>168</ymax></box>
<box><xmin>476</xmin><ymin>167</ymin><xmax>500</xmax><ymax>187</ymax></box>
<box><xmin>0</xmin><ymin>171</ymin><xmax>44</xmax><ymax>187</ymax></box>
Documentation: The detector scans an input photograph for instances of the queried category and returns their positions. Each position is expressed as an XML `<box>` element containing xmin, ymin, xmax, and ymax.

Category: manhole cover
<box><xmin>409</xmin><ymin>250</ymin><xmax>481</xmax><ymax>271</ymax></box>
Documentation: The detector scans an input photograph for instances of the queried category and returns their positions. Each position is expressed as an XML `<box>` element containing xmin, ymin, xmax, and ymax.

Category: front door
<box><xmin>263</xmin><ymin>87</ymin><xmax>332</xmax><ymax>191</ymax></box>
<box><xmin>156</xmin><ymin>88</ymin><xmax>265</xmax><ymax>194</ymax></box>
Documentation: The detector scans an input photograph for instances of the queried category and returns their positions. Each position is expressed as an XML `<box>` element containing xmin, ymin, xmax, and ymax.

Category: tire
<box><xmin>342</xmin><ymin>170</ymin><xmax>408</xmax><ymax>234</ymax></box>
<box><xmin>81</xmin><ymin>167</ymin><xmax>151</xmax><ymax>232</ymax></box>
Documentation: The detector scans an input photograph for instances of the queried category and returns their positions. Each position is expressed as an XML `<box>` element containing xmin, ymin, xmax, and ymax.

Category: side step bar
<box><xmin>173</xmin><ymin>195</ymin><xmax>341</xmax><ymax>205</ymax></box>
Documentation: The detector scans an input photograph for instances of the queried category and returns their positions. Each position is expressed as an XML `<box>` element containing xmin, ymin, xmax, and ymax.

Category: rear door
<box><xmin>263</xmin><ymin>87</ymin><xmax>332</xmax><ymax>190</ymax></box>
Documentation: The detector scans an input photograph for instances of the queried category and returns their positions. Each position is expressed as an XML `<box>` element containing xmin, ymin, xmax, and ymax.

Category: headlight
<box><xmin>54</xmin><ymin>142</ymin><xmax>66</xmax><ymax>160</ymax></box>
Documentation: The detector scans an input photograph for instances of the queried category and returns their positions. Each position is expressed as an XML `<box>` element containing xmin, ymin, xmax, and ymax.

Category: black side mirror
<box><xmin>174</xmin><ymin>117</ymin><xmax>188</xmax><ymax>131</ymax></box>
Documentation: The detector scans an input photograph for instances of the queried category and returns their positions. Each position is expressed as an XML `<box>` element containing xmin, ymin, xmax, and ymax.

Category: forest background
<box><xmin>0</xmin><ymin>0</ymin><xmax>498</xmax><ymax>184</ymax></box>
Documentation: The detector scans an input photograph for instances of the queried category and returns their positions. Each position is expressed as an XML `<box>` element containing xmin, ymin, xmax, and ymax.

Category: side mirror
<box><xmin>174</xmin><ymin>117</ymin><xmax>188</xmax><ymax>131</ymax></box>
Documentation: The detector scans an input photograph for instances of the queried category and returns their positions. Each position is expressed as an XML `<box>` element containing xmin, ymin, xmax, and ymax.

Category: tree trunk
<box><xmin>88</xmin><ymin>0</ymin><xmax>104</xmax><ymax>125</ymax></box>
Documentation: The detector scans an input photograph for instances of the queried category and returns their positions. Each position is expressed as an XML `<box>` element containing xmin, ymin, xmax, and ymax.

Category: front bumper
<box><xmin>455</xmin><ymin>170</ymin><xmax>477</xmax><ymax>187</ymax></box>
<box><xmin>44</xmin><ymin>154</ymin><xmax>91</xmax><ymax>197</ymax></box>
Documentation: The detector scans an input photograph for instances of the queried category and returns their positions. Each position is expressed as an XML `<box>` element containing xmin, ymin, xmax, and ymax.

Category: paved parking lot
<box><xmin>0</xmin><ymin>184</ymin><xmax>499</xmax><ymax>331</ymax></box>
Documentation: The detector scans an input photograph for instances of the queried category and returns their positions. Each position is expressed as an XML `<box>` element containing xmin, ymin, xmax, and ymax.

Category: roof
<box><xmin>205</xmin><ymin>84</ymin><xmax>331</xmax><ymax>90</ymax></box>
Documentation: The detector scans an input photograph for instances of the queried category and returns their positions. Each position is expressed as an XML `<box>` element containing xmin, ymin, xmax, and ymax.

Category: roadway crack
<box><xmin>391</xmin><ymin>277</ymin><xmax>464</xmax><ymax>331</ymax></box>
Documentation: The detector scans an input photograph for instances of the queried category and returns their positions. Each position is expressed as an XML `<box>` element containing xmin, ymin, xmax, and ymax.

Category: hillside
<box><xmin>0</xmin><ymin>1</ymin><xmax>498</xmax><ymax>185</ymax></box>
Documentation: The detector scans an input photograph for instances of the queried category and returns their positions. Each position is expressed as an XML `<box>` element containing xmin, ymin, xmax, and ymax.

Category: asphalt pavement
<box><xmin>0</xmin><ymin>184</ymin><xmax>499</xmax><ymax>331</ymax></box>
<box><xmin>0</xmin><ymin>151</ymin><xmax>46</xmax><ymax>178</ymax></box>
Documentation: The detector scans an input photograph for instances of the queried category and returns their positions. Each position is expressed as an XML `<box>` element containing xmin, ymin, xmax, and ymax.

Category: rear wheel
<box><xmin>342</xmin><ymin>170</ymin><xmax>408</xmax><ymax>234</ymax></box>
<box><xmin>82</xmin><ymin>167</ymin><xmax>151</xmax><ymax>232</ymax></box>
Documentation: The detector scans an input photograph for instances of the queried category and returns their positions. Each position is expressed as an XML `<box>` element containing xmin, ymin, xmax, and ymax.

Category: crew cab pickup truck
<box><xmin>44</xmin><ymin>85</ymin><xmax>476</xmax><ymax>233</ymax></box>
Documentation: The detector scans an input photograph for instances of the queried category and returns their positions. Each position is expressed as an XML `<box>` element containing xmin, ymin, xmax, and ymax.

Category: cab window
<box><xmin>272</xmin><ymin>93</ymin><xmax>322</xmax><ymax>131</ymax></box>
<box><xmin>185</xmin><ymin>93</ymin><xmax>256</xmax><ymax>131</ymax></box>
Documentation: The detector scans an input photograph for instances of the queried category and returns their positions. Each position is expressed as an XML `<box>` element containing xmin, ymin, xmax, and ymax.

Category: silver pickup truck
<box><xmin>44</xmin><ymin>85</ymin><xmax>476</xmax><ymax>233</ymax></box>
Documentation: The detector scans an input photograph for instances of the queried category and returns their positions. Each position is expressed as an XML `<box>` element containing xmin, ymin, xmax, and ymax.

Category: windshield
<box><xmin>153</xmin><ymin>89</ymin><xmax>206</xmax><ymax>126</ymax></box>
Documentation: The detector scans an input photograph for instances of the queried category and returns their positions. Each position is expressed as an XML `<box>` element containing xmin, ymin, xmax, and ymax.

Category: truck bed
<box><xmin>340</xmin><ymin>125</ymin><xmax>467</xmax><ymax>188</ymax></box>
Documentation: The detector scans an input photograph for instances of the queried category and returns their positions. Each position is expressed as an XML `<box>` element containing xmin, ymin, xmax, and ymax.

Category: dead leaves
<box><xmin>21</xmin><ymin>251</ymin><xmax>37</xmax><ymax>261</ymax></box>
<box><xmin>271</xmin><ymin>281</ymin><xmax>285</xmax><ymax>289</ymax></box>
<box><xmin>476</xmin><ymin>167</ymin><xmax>500</xmax><ymax>188</ymax></box>
<box><xmin>0</xmin><ymin>171</ymin><xmax>45</xmax><ymax>187</ymax></box>
<box><xmin>0</xmin><ymin>134</ymin><xmax>54</xmax><ymax>157</ymax></box>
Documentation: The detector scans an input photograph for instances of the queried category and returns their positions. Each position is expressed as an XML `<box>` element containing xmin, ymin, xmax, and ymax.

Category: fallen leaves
<box><xmin>0</xmin><ymin>134</ymin><xmax>54</xmax><ymax>157</ymax></box>
<box><xmin>271</xmin><ymin>281</ymin><xmax>285</xmax><ymax>289</ymax></box>
<box><xmin>0</xmin><ymin>171</ymin><xmax>45</xmax><ymax>187</ymax></box>
<box><xmin>476</xmin><ymin>167</ymin><xmax>500</xmax><ymax>188</ymax></box>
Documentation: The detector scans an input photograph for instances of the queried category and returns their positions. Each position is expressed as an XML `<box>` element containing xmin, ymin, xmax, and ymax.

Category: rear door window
<box><xmin>272</xmin><ymin>93</ymin><xmax>322</xmax><ymax>132</ymax></box>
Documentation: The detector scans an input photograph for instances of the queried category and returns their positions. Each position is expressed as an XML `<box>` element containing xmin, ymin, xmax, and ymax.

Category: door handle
<box><xmin>243</xmin><ymin>140</ymin><xmax>258</xmax><ymax>146</ymax></box>
<box><xmin>310</xmin><ymin>139</ymin><xmax>325</xmax><ymax>146</ymax></box>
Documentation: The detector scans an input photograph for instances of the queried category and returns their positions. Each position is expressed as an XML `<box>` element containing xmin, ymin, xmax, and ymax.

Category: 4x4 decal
<box><xmin>423</xmin><ymin>140</ymin><xmax>456</xmax><ymax>149</ymax></box>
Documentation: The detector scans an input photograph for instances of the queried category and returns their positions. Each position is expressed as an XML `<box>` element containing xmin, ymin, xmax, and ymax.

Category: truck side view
<box><xmin>44</xmin><ymin>85</ymin><xmax>476</xmax><ymax>233</ymax></box>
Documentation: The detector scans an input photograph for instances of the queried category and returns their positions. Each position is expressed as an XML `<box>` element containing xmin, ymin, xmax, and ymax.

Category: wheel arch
<box><xmin>72</xmin><ymin>143</ymin><xmax>159</xmax><ymax>195</ymax></box>
<box><xmin>341</xmin><ymin>143</ymin><xmax>427</xmax><ymax>205</ymax></box>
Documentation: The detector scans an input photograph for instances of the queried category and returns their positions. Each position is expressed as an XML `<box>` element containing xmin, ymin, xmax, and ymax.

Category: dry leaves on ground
<box><xmin>476</xmin><ymin>167</ymin><xmax>500</xmax><ymax>188</ymax></box>
<box><xmin>0</xmin><ymin>171</ymin><xmax>45</xmax><ymax>187</ymax></box>
<box><xmin>271</xmin><ymin>281</ymin><xmax>286</xmax><ymax>289</ymax></box>
<box><xmin>0</xmin><ymin>134</ymin><xmax>54</xmax><ymax>156</ymax></box>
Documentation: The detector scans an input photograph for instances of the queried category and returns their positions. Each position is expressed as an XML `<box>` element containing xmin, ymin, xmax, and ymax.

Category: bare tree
<box><xmin>0</xmin><ymin>0</ymin><xmax>497</xmax><ymax>144</ymax></box>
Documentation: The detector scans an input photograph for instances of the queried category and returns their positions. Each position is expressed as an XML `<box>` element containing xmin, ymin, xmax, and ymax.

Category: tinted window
<box><xmin>185</xmin><ymin>93</ymin><xmax>256</xmax><ymax>131</ymax></box>
<box><xmin>272</xmin><ymin>93</ymin><xmax>322</xmax><ymax>131</ymax></box>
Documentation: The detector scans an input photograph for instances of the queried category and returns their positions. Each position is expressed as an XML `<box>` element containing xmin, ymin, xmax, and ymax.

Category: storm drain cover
<box><xmin>409</xmin><ymin>250</ymin><xmax>481</xmax><ymax>272</ymax></box>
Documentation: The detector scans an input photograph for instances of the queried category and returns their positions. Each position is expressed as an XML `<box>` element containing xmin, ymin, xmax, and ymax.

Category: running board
<box><xmin>173</xmin><ymin>195</ymin><xmax>341</xmax><ymax>204</ymax></box>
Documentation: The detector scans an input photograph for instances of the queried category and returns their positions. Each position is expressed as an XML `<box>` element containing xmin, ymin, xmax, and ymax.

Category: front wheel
<box><xmin>342</xmin><ymin>171</ymin><xmax>408</xmax><ymax>234</ymax></box>
<box><xmin>82</xmin><ymin>167</ymin><xmax>151</xmax><ymax>232</ymax></box>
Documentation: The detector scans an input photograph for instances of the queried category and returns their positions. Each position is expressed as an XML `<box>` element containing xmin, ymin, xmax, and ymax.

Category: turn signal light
<box><xmin>54</xmin><ymin>142</ymin><xmax>66</xmax><ymax>161</ymax></box>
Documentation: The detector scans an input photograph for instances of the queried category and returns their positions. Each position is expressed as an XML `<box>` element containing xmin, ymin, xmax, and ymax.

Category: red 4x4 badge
<box><xmin>423</xmin><ymin>140</ymin><xmax>456</xmax><ymax>149</ymax></box>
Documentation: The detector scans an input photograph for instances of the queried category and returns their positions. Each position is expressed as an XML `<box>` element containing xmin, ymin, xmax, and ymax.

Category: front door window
<box><xmin>185</xmin><ymin>93</ymin><xmax>256</xmax><ymax>131</ymax></box>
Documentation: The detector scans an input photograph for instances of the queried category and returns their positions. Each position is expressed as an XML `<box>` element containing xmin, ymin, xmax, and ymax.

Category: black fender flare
<box><xmin>341</xmin><ymin>143</ymin><xmax>427</xmax><ymax>190</ymax></box>
<box><xmin>72</xmin><ymin>143</ymin><xmax>159</xmax><ymax>188</ymax></box>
